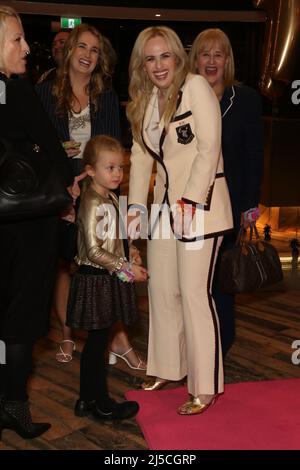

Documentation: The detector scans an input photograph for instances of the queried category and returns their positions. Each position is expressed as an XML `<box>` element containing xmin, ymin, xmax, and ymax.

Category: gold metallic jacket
<box><xmin>75</xmin><ymin>186</ymin><xmax>125</xmax><ymax>272</ymax></box>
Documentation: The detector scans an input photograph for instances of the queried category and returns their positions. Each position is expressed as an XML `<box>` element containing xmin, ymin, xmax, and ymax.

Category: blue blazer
<box><xmin>35</xmin><ymin>78</ymin><xmax>121</xmax><ymax>145</ymax></box>
<box><xmin>220</xmin><ymin>85</ymin><xmax>263</xmax><ymax>230</ymax></box>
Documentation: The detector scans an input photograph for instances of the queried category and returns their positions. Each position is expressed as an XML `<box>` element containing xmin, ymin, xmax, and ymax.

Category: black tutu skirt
<box><xmin>66</xmin><ymin>265</ymin><xmax>139</xmax><ymax>330</ymax></box>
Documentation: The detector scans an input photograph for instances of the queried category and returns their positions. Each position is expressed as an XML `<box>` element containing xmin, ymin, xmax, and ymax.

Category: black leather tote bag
<box><xmin>0</xmin><ymin>139</ymin><xmax>72</xmax><ymax>221</ymax></box>
<box><xmin>218</xmin><ymin>224</ymin><xmax>283</xmax><ymax>293</ymax></box>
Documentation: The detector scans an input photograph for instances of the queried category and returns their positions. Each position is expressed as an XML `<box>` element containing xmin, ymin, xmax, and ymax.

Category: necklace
<box><xmin>69</xmin><ymin>104</ymin><xmax>90</xmax><ymax>131</ymax></box>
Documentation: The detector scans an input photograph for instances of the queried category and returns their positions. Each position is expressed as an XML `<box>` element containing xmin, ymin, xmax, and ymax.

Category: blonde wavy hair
<box><xmin>126</xmin><ymin>26</ymin><xmax>188</xmax><ymax>147</ymax></box>
<box><xmin>82</xmin><ymin>135</ymin><xmax>124</xmax><ymax>191</ymax></box>
<box><xmin>53</xmin><ymin>24</ymin><xmax>111</xmax><ymax>116</ymax></box>
<box><xmin>0</xmin><ymin>5</ymin><xmax>21</xmax><ymax>71</ymax></box>
<box><xmin>189</xmin><ymin>28</ymin><xmax>236</xmax><ymax>88</ymax></box>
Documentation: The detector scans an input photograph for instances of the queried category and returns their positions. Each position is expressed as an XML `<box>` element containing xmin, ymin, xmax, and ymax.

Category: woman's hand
<box><xmin>67</xmin><ymin>172</ymin><xmax>87</xmax><ymax>204</ymax></box>
<box><xmin>241</xmin><ymin>207</ymin><xmax>260</xmax><ymax>229</ymax></box>
<box><xmin>62</xmin><ymin>140</ymin><xmax>81</xmax><ymax>158</ymax></box>
<box><xmin>131</xmin><ymin>264</ymin><xmax>148</xmax><ymax>282</ymax></box>
<box><xmin>129</xmin><ymin>246</ymin><xmax>142</xmax><ymax>265</ymax></box>
<box><xmin>60</xmin><ymin>205</ymin><xmax>76</xmax><ymax>223</ymax></box>
<box><xmin>173</xmin><ymin>201</ymin><xmax>195</xmax><ymax>238</ymax></box>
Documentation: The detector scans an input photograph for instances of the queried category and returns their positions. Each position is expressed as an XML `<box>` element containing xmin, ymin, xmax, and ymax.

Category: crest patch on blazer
<box><xmin>176</xmin><ymin>123</ymin><xmax>195</xmax><ymax>145</ymax></box>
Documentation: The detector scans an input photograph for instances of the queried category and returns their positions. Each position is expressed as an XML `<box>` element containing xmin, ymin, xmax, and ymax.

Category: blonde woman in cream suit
<box><xmin>126</xmin><ymin>26</ymin><xmax>233</xmax><ymax>415</ymax></box>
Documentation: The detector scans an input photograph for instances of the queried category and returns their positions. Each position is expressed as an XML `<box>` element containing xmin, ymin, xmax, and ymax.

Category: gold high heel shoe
<box><xmin>177</xmin><ymin>394</ymin><xmax>218</xmax><ymax>415</ymax></box>
<box><xmin>141</xmin><ymin>378</ymin><xmax>171</xmax><ymax>391</ymax></box>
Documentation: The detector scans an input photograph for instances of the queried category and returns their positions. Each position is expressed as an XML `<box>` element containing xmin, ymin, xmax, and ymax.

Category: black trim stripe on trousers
<box><xmin>207</xmin><ymin>236</ymin><xmax>221</xmax><ymax>395</ymax></box>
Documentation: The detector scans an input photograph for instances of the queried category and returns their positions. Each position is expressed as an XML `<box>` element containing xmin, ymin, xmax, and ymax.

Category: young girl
<box><xmin>66</xmin><ymin>135</ymin><xmax>148</xmax><ymax>420</ymax></box>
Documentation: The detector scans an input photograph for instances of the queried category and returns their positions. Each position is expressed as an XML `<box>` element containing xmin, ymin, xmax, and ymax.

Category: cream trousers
<box><xmin>147</xmin><ymin>234</ymin><xmax>223</xmax><ymax>397</ymax></box>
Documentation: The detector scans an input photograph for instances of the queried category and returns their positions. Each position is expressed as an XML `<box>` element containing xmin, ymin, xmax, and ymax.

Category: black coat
<box><xmin>220</xmin><ymin>84</ymin><xmax>263</xmax><ymax>231</ymax></box>
<box><xmin>213</xmin><ymin>85</ymin><xmax>264</xmax><ymax>356</ymax></box>
<box><xmin>0</xmin><ymin>74</ymin><xmax>73</xmax><ymax>342</ymax></box>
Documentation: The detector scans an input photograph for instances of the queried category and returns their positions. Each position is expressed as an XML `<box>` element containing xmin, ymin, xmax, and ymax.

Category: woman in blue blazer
<box><xmin>189</xmin><ymin>28</ymin><xmax>264</xmax><ymax>356</ymax></box>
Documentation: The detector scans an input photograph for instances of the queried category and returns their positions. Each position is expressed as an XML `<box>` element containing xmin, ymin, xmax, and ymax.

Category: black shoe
<box><xmin>92</xmin><ymin>399</ymin><xmax>139</xmax><ymax>420</ymax></box>
<box><xmin>74</xmin><ymin>399</ymin><xmax>96</xmax><ymax>417</ymax></box>
<box><xmin>0</xmin><ymin>400</ymin><xmax>51</xmax><ymax>440</ymax></box>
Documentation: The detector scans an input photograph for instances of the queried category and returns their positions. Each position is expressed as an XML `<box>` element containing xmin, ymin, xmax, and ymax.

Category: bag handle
<box><xmin>235</xmin><ymin>223</ymin><xmax>262</xmax><ymax>247</ymax></box>
<box><xmin>235</xmin><ymin>226</ymin><xmax>247</xmax><ymax>247</ymax></box>
<box><xmin>249</xmin><ymin>223</ymin><xmax>260</xmax><ymax>241</ymax></box>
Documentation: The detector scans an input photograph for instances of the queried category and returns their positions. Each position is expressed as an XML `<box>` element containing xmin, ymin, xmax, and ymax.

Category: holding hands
<box><xmin>116</xmin><ymin>245</ymin><xmax>148</xmax><ymax>283</ymax></box>
<box><xmin>130</xmin><ymin>245</ymin><xmax>142</xmax><ymax>265</ymax></box>
<box><xmin>69</xmin><ymin>172</ymin><xmax>88</xmax><ymax>202</ymax></box>
<box><xmin>116</xmin><ymin>260</ymin><xmax>148</xmax><ymax>283</ymax></box>
<box><xmin>62</xmin><ymin>172</ymin><xmax>87</xmax><ymax>222</ymax></box>
<box><xmin>130</xmin><ymin>263</ymin><xmax>148</xmax><ymax>282</ymax></box>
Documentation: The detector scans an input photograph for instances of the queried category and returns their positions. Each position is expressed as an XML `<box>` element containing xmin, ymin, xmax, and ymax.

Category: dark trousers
<box><xmin>0</xmin><ymin>342</ymin><xmax>33</xmax><ymax>401</ymax></box>
<box><xmin>79</xmin><ymin>328</ymin><xmax>111</xmax><ymax>407</ymax></box>
<box><xmin>212</xmin><ymin>233</ymin><xmax>236</xmax><ymax>357</ymax></box>
<box><xmin>212</xmin><ymin>285</ymin><xmax>235</xmax><ymax>357</ymax></box>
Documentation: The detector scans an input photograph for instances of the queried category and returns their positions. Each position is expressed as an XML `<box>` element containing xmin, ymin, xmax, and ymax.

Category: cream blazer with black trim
<box><xmin>128</xmin><ymin>73</ymin><xmax>233</xmax><ymax>239</ymax></box>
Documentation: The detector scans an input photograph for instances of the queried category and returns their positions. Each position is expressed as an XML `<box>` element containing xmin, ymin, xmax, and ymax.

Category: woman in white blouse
<box><xmin>36</xmin><ymin>25</ymin><xmax>128</xmax><ymax>364</ymax></box>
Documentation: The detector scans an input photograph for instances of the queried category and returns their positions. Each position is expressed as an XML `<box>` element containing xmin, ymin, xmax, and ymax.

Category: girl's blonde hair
<box><xmin>0</xmin><ymin>5</ymin><xmax>21</xmax><ymax>71</ymax></box>
<box><xmin>82</xmin><ymin>135</ymin><xmax>124</xmax><ymax>191</ymax></box>
<box><xmin>53</xmin><ymin>24</ymin><xmax>111</xmax><ymax>116</ymax></box>
<box><xmin>126</xmin><ymin>26</ymin><xmax>188</xmax><ymax>148</ymax></box>
<box><xmin>189</xmin><ymin>28</ymin><xmax>236</xmax><ymax>87</ymax></box>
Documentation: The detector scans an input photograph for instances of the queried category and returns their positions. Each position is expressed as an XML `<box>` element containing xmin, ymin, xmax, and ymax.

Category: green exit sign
<box><xmin>60</xmin><ymin>17</ymin><xmax>81</xmax><ymax>29</ymax></box>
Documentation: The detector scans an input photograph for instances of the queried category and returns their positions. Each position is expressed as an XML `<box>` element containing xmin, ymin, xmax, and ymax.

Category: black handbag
<box><xmin>218</xmin><ymin>224</ymin><xmax>283</xmax><ymax>293</ymax></box>
<box><xmin>0</xmin><ymin>139</ymin><xmax>72</xmax><ymax>222</ymax></box>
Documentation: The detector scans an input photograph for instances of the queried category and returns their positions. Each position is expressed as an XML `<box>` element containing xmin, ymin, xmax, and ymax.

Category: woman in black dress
<box><xmin>0</xmin><ymin>6</ymin><xmax>73</xmax><ymax>439</ymax></box>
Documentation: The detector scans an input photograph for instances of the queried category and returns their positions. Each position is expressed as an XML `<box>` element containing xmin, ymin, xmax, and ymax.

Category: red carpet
<box><xmin>126</xmin><ymin>378</ymin><xmax>300</xmax><ymax>450</ymax></box>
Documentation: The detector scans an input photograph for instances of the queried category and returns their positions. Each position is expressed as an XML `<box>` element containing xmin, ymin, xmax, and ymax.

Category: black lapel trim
<box><xmin>172</xmin><ymin>110</ymin><xmax>192</xmax><ymax>122</ymax></box>
<box><xmin>144</xmin><ymin>85</ymin><xmax>184</xmax><ymax>239</ymax></box>
<box><xmin>141</xmin><ymin>133</ymin><xmax>164</xmax><ymax>167</ymax></box>
<box><xmin>141</xmin><ymin>133</ymin><xmax>169</xmax><ymax>237</ymax></box>
<box><xmin>159</xmin><ymin>127</ymin><xmax>166</xmax><ymax>160</ymax></box>
<box><xmin>176</xmin><ymin>88</ymin><xmax>183</xmax><ymax>109</ymax></box>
